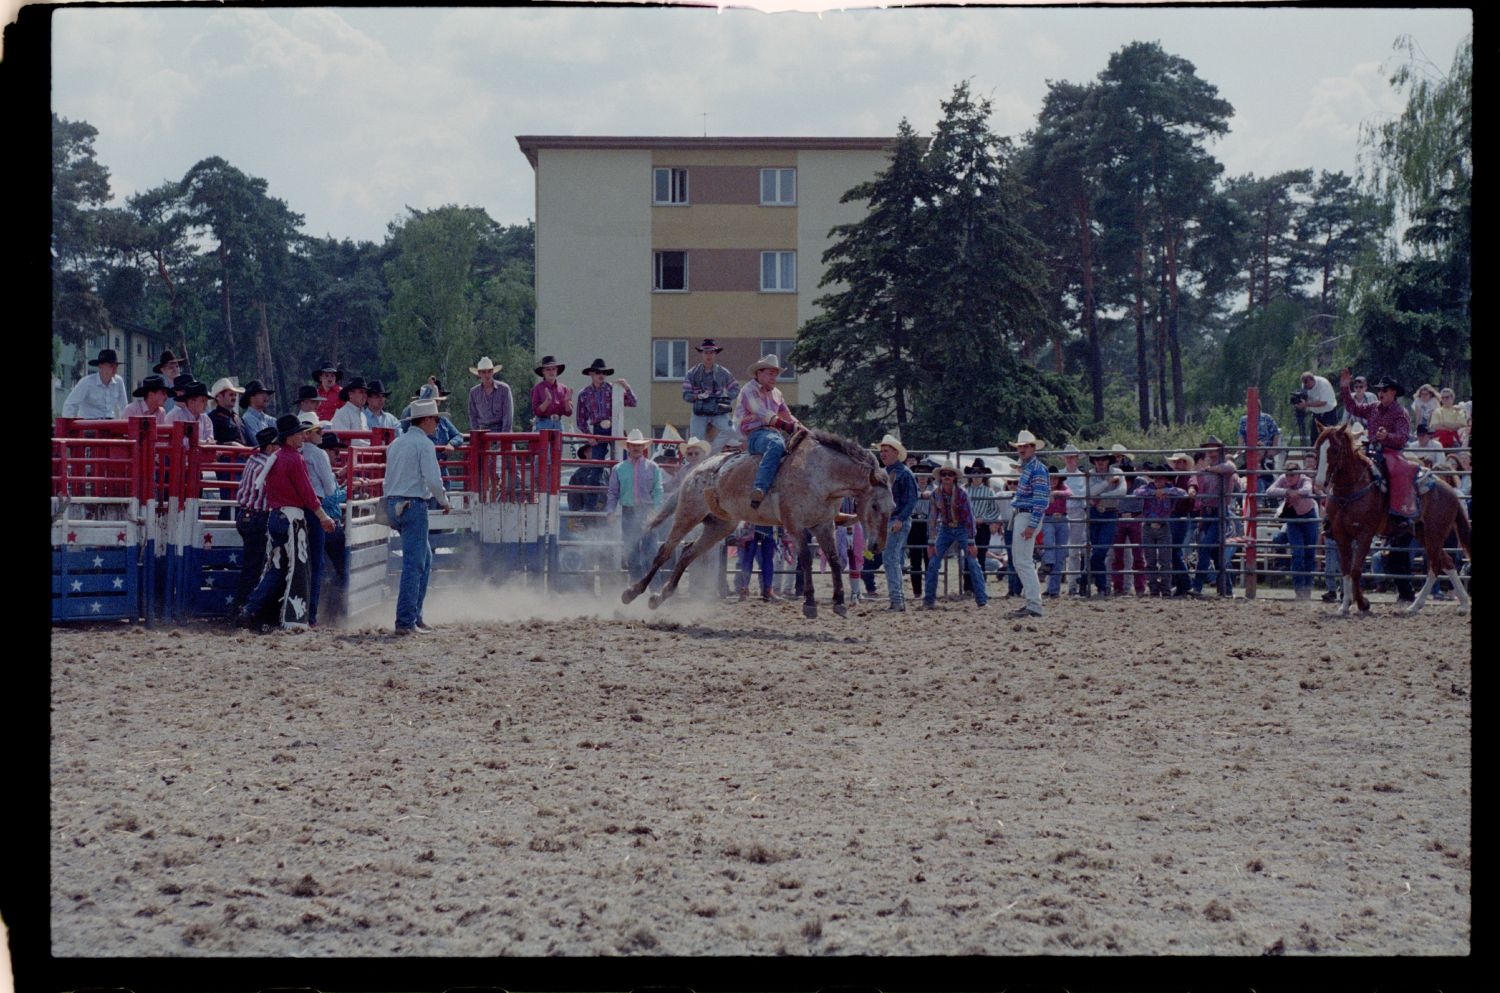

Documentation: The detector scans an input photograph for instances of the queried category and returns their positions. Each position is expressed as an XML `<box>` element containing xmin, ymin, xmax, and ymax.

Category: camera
<box><xmin>1290</xmin><ymin>389</ymin><xmax>1309</xmax><ymax>406</ymax></box>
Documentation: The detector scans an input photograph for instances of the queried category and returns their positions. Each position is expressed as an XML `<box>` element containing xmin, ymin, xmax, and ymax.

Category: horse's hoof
<box><xmin>648</xmin><ymin>593</ymin><xmax>662</xmax><ymax>610</ymax></box>
<box><xmin>1358</xmin><ymin>601</ymin><xmax>1371</xmax><ymax>613</ymax></box>
<box><xmin>803</xmin><ymin>603</ymin><xmax>817</xmax><ymax>619</ymax></box>
<box><xmin>620</xmin><ymin>588</ymin><xmax>638</xmax><ymax>605</ymax></box>
<box><xmin>834</xmin><ymin>602</ymin><xmax>848</xmax><ymax>617</ymax></box>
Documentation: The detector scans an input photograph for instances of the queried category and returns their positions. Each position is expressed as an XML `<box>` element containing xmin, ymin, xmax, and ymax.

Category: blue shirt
<box><xmin>242</xmin><ymin>406</ymin><xmax>277</xmax><ymax>441</ymax></box>
<box><xmin>887</xmin><ymin>461</ymin><xmax>918</xmax><ymax>524</ymax></box>
<box><xmin>1011</xmin><ymin>456</ymin><xmax>1051</xmax><ymax>529</ymax></box>
<box><xmin>1238</xmin><ymin>411</ymin><xmax>1280</xmax><ymax>446</ymax></box>
<box><xmin>384</xmin><ymin>427</ymin><xmax>448</xmax><ymax>502</ymax></box>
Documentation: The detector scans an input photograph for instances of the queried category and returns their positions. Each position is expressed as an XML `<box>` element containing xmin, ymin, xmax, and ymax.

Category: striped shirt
<box><xmin>965</xmin><ymin>480</ymin><xmax>1003</xmax><ymax>523</ymax></box>
<box><xmin>576</xmin><ymin>382</ymin><xmax>637</xmax><ymax>434</ymax></box>
<box><xmin>605</xmin><ymin>455</ymin><xmax>663</xmax><ymax>512</ymax></box>
<box><xmin>236</xmin><ymin>450</ymin><xmax>277</xmax><ymax>512</ymax></box>
<box><xmin>1011</xmin><ymin>456</ymin><xmax>1050</xmax><ymax>530</ymax></box>
<box><xmin>733</xmin><ymin>382</ymin><xmax>790</xmax><ymax>436</ymax></box>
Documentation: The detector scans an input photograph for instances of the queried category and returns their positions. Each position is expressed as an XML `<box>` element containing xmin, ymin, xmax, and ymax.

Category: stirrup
<box><xmin>749</xmin><ymin>486</ymin><xmax>766</xmax><ymax>509</ymax></box>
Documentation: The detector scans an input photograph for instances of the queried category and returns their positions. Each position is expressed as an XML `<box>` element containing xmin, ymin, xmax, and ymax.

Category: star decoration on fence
<box><xmin>228</xmin><ymin>553</ymin><xmax>237</xmax><ymax>565</ymax></box>
<box><xmin>92</xmin><ymin>555</ymin><xmax>104</xmax><ymax>567</ymax></box>
<box><xmin>117</xmin><ymin>532</ymin><xmax>127</xmax><ymax>544</ymax></box>
<box><xmin>70</xmin><ymin>580</ymin><xmax>82</xmax><ymax>592</ymax></box>
<box><xmin>67</xmin><ymin>531</ymin><xmax>78</xmax><ymax>544</ymax></box>
<box><xmin>203</xmin><ymin>532</ymin><xmax>214</xmax><ymax>548</ymax></box>
<box><xmin>90</xmin><ymin>602</ymin><xmax>102</xmax><ymax>614</ymax></box>
<box><xmin>113</xmin><ymin>577</ymin><xmax>124</xmax><ymax>589</ymax></box>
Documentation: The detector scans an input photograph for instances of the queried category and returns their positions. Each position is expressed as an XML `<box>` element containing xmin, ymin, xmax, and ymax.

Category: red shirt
<box><xmin>262</xmin><ymin>447</ymin><xmax>321</xmax><ymax>514</ymax></box>
<box><xmin>316</xmin><ymin>386</ymin><xmax>340</xmax><ymax>422</ymax></box>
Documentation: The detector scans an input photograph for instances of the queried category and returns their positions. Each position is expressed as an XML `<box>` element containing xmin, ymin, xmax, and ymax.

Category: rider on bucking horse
<box><xmin>734</xmin><ymin>353</ymin><xmax>805</xmax><ymax>510</ymax></box>
<box><xmin>1339</xmin><ymin>369</ymin><xmax>1417</xmax><ymax>529</ymax></box>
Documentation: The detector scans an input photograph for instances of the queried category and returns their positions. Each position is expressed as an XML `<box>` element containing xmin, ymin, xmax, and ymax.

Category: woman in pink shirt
<box><xmin>531</xmin><ymin>356</ymin><xmax>573</xmax><ymax>430</ymax></box>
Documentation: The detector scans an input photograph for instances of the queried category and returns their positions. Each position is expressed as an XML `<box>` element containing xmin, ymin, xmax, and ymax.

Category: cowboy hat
<box><xmin>132</xmin><ymin>374</ymin><xmax>171</xmax><ymax>398</ymax></box>
<box><xmin>1059</xmin><ymin>443</ymin><xmax>1082</xmax><ymax>458</ymax></box>
<box><xmin>275</xmin><ymin>413</ymin><xmax>310</xmax><ymax>442</ymax></box>
<box><xmin>1371</xmin><ymin>376</ymin><xmax>1406</xmax><ymax>397</ymax></box>
<box><xmin>965</xmin><ymin>458</ymin><xmax>992</xmax><ymax>477</ymax></box>
<box><xmin>414</xmin><ymin>382</ymin><xmax>450</xmax><ymax>402</ymax></box>
<box><xmin>254</xmin><ymin>426</ymin><xmax>280</xmax><ymax>448</ymax></box>
<box><xmin>533</xmin><ymin>355</ymin><xmax>566</xmax><ymax>376</ymax></box>
<box><xmin>1166</xmin><ymin>451</ymin><xmax>1194</xmax><ymax>465</ymax></box>
<box><xmin>933</xmin><ymin>460</ymin><xmax>961</xmax><ymax>478</ymax></box>
<box><xmin>87</xmin><ymin>348</ymin><xmax>120</xmax><ymax>367</ymax></box>
<box><xmin>297</xmin><ymin>412</ymin><xmax>325</xmax><ymax>430</ymax></box>
<box><xmin>469</xmin><ymin>356</ymin><xmax>502</xmax><ymax>375</ymax></box>
<box><xmin>177</xmin><ymin>380</ymin><xmax>211</xmax><ymax>401</ymax></box>
<box><xmin>747</xmin><ymin>354</ymin><xmax>785</xmax><ymax>377</ymax></box>
<box><xmin>338</xmin><ymin>376</ymin><xmax>369</xmax><ymax>402</ymax></box>
<box><xmin>407</xmin><ymin>398</ymin><xmax>441</xmax><ymax>421</ymax></box>
<box><xmin>683</xmin><ymin>436</ymin><xmax>711</xmax><ymax>456</ymax></box>
<box><xmin>1088</xmin><ymin>450</ymin><xmax>1114</xmax><ymax>463</ymax></box>
<box><xmin>875</xmin><ymin>433</ymin><xmax>907</xmax><ymax>462</ymax></box>
<box><xmin>318</xmin><ymin>431</ymin><xmax>348</xmax><ymax>451</ymax></box>
<box><xmin>310</xmin><ymin>362</ymin><xmax>342</xmax><ymax>383</ymax></box>
<box><xmin>581</xmin><ymin>358</ymin><xmax>615</xmax><ymax>376</ymax></box>
<box><xmin>1283</xmin><ymin>460</ymin><xmax>1304</xmax><ymax>472</ymax></box>
<box><xmin>623</xmin><ymin>428</ymin><xmax>650</xmax><ymax>447</ymax></box>
<box><xmin>365</xmin><ymin>379</ymin><xmax>391</xmax><ymax>397</ymax></box>
<box><xmin>695</xmin><ymin>338</ymin><xmax>723</xmax><ymax>352</ymax></box>
<box><xmin>1200</xmin><ymin>435</ymin><xmax>1226</xmax><ymax>449</ymax></box>
<box><xmin>912</xmin><ymin>457</ymin><xmax>941</xmax><ymax>474</ymax></box>
<box><xmin>151</xmin><ymin>349</ymin><xmax>182</xmax><ymax>374</ymax></box>
<box><xmin>294</xmin><ymin>384</ymin><xmax>321</xmax><ymax>403</ymax></box>
<box><xmin>1109</xmin><ymin>442</ymin><xmax>1131</xmax><ymax>457</ymax></box>
<box><xmin>171</xmin><ymin>373</ymin><xmax>195</xmax><ymax>396</ymax></box>
<box><xmin>236</xmin><ymin>379</ymin><xmax>272</xmax><ymax>407</ymax></box>
<box><xmin>1009</xmin><ymin>430</ymin><xmax>1046</xmax><ymax>449</ymax></box>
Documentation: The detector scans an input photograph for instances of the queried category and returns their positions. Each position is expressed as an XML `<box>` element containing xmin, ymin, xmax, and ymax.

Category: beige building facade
<box><xmin>515</xmin><ymin>136</ymin><xmax>894</xmax><ymax>439</ymax></box>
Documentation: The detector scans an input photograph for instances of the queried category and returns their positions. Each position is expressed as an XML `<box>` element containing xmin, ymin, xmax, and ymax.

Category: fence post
<box><xmin>1245</xmin><ymin>387</ymin><xmax>1260</xmax><ymax>599</ymax></box>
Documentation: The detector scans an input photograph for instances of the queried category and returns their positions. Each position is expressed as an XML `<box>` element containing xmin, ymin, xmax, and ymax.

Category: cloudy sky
<box><xmin>48</xmin><ymin>3</ymin><xmax>1471</xmax><ymax>244</ymax></box>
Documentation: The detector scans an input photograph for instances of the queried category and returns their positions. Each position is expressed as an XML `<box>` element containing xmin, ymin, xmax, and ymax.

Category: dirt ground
<box><xmin>49</xmin><ymin>583</ymin><xmax>1471</xmax><ymax>959</ymax></box>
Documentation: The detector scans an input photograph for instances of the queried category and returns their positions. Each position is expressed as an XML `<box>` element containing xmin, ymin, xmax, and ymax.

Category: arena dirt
<box><xmin>50</xmin><ymin>585</ymin><xmax>1470</xmax><ymax>957</ymax></box>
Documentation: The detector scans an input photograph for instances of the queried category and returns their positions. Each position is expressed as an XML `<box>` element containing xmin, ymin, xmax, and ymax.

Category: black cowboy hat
<box><xmin>337</xmin><ymin>376</ymin><xmax>369</xmax><ymax>402</ymax></box>
<box><xmin>1088</xmin><ymin>450</ymin><xmax>1114</xmax><ymax>463</ymax></box>
<box><xmin>275</xmin><ymin>413</ymin><xmax>309</xmax><ymax>442</ymax></box>
<box><xmin>1417</xmin><ymin>421</ymin><xmax>1434</xmax><ymax>435</ymax></box>
<box><xmin>365</xmin><ymin>379</ymin><xmax>391</xmax><ymax>397</ymax></box>
<box><xmin>255</xmin><ymin>426</ymin><xmax>280</xmax><ymax>448</ymax></box>
<box><xmin>1371</xmin><ymin>376</ymin><xmax>1406</xmax><ymax>397</ymax></box>
<box><xmin>1200</xmin><ymin>435</ymin><xmax>1226</xmax><ymax>449</ymax></box>
<box><xmin>318</xmin><ymin>431</ymin><xmax>348</xmax><ymax>450</ymax></box>
<box><xmin>310</xmin><ymin>362</ymin><xmax>342</xmax><ymax>383</ymax></box>
<box><xmin>238</xmin><ymin>379</ymin><xmax>274</xmax><ymax>408</ymax></box>
<box><xmin>151</xmin><ymin>349</ymin><xmax>182</xmax><ymax>373</ymax></box>
<box><xmin>965</xmin><ymin>458</ymin><xmax>991</xmax><ymax>476</ymax></box>
<box><xmin>132</xmin><ymin>374</ymin><xmax>170</xmax><ymax>398</ymax></box>
<box><xmin>171</xmin><ymin>372</ymin><xmax>195</xmax><ymax>397</ymax></box>
<box><xmin>913</xmin><ymin>457</ymin><xmax>941</xmax><ymax>474</ymax></box>
<box><xmin>533</xmin><ymin>355</ymin><xmax>566</xmax><ymax>376</ymax></box>
<box><xmin>695</xmin><ymin>339</ymin><xmax>723</xmax><ymax>352</ymax></box>
<box><xmin>87</xmin><ymin>348</ymin><xmax>120</xmax><ymax>367</ymax></box>
<box><xmin>177</xmin><ymin>380</ymin><xmax>211</xmax><ymax>401</ymax></box>
<box><xmin>295</xmin><ymin>384</ymin><xmax>321</xmax><ymax>403</ymax></box>
<box><xmin>581</xmin><ymin>358</ymin><xmax>615</xmax><ymax>376</ymax></box>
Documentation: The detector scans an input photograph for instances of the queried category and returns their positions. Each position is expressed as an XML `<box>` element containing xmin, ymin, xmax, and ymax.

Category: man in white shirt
<box><xmin>330</xmin><ymin>375</ymin><xmax>372</xmax><ymax>437</ymax></box>
<box><xmin>61</xmin><ymin>348</ymin><xmax>128</xmax><ymax>419</ymax></box>
<box><xmin>1294</xmin><ymin>371</ymin><xmax>1341</xmax><ymax>445</ymax></box>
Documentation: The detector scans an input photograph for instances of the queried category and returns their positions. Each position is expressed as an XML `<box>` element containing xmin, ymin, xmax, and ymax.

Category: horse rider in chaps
<box><xmin>734</xmin><ymin>354</ymin><xmax>804</xmax><ymax>510</ymax></box>
<box><xmin>1339</xmin><ymin>370</ymin><xmax>1417</xmax><ymax>528</ymax></box>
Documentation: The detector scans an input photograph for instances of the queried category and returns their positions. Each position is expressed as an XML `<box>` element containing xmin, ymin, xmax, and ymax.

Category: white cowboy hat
<box><xmin>297</xmin><ymin>411</ymin><xmax>322</xmax><ymax>429</ymax></box>
<box><xmin>747</xmin><ymin>354</ymin><xmax>785</xmax><ymax>377</ymax></box>
<box><xmin>209</xmin><ymin>377</ymin><xmax>244</xmax><ymax>397</ymax></box>
<box><xmin>683</xmin><ymin>436</ymin><xmax>711</xmax><ymax>456</ymax></box>
<box><xmin>1166</xmin><ymin>451</ymin><xmax>1193</xmax><ymax>465</ymax></box>
<box><xmin>1009</xmin><ymin>429</ymin><xmax>1047</xmax><ymax>449</ymax></box>
<box><xmin>659</xmin><ymin>423</ymin><xmax>683</xmax><ymax>443</ymax></box>
<box><xmin>1059</xmin><ymin>443</ymin><xmax>1082</xmax><ymax>457</ymax></box>
<box><xmin>1109</xmin><ymin>442</ymin><xmax>1131</xmax><ymax>456</ymax></box>
<box><xmin>874</xmin><ymin>433</ymin><xmax>907</xmax><ymax>462</ymax></box>
<box><xmin>469</xmin><ymin>356</ymin><xmax>501</xmax><ymax>375</ymax></box>
<box><xmin>933</xmin><ymin>459</ymin><xmax>962</xmax><ymax>478</ymax></box>
<box><xmin>407</xmin><ymin>398</ymin><xmax>442</xmax><ymax>421</ymax></box>
<box><xmin>623</xmin><ymin>428</ymin><xmax>650</xmax><ymax>447</ymax></box>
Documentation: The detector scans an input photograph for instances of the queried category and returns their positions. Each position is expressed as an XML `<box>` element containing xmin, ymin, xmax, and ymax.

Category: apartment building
<box><xmin>514</xmin><ymin>135</ymin><xmax>894</xmax><ymax>436</ymax></box>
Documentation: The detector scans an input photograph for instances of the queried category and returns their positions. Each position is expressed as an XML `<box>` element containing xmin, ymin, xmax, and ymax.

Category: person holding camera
<box><xmin>1293</xmin><ymin>371</ymin><xmax>1340</xmax><ymax>446</ymax></box>
<box><xmin>682</xmin><ymin>339</ymin><xmax>740</xmax><ymax>453</ymax></box>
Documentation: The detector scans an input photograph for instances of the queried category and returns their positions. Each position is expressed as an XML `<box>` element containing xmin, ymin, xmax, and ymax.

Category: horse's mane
<box><xmin>808</xmin><ymin>427</ymin><xmax>878</xmax><ymax>467</ymax></box>
<box><xmin>1320</xmin><ymin>424</ymin><xmax>1375</xmax><ymax>474</ymax></box>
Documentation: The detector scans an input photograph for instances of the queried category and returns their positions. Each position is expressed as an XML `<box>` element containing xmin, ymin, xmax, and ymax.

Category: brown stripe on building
<box><xmin>682</xmin><ymin>166</ymin><xmax>764</xmax><ymax>205</ymax></box>
<box><xmin>686</xmin><ymin>249</ymin><xmax>769</xmax><ymax>292</ymax></box>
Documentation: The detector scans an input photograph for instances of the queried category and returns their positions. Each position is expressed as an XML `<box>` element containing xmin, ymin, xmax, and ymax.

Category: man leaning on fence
<box><xmin>62</xmin><ymin>348</ymin><xmax>129</xmax><ymax>419</ymax></box>
<box><xmin>384</xmin><ymin>398</ymin><xmax>454</xmax><ymax>635</ymax></box>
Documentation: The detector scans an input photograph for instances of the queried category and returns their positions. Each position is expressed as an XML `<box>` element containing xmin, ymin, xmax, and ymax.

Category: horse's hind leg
<box><xmin>651</xmin><ymin>516</ymin><xmax>736</xmax><ymax>609</ymax></box>
<box><xmin>622</xmin><ymin>513</ymin><xmax>699</xmax><ymax>604</ymax></box>
<box><xmin>1447</xmin><ymin>566</ymin><xmax>1471</xmax><ymax>613</ymax></box>
<box><xmin>810</xmin><ymin>522</ymin><xmax>846</xmax><ymax>617</ymax></box>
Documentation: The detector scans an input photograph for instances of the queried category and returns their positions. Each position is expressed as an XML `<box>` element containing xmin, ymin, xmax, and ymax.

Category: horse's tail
<box><xmin>1452</xmin><ymin>494</ymin><xmax>1473</xmax><ymax>561</ymax></box>
<box><xmin>644</xmin><ymin>488</ymin><xmax>680</xmax><ymax>533</ymax></box>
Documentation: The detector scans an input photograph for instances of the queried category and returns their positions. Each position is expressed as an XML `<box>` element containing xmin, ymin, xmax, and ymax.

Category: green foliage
<box><xmin>52</xmin><ymin>113</ymin><xmax>115</xmax><ymax>346</ymax></box>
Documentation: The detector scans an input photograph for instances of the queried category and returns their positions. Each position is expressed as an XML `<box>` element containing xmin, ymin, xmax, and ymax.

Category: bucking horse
<box><xmin>621</xmin><ymin>428</ymin><xmax>896</xmax><ymax>618</ymax></box>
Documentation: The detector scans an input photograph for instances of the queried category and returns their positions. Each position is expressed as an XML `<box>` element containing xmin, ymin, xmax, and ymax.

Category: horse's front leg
<box><xmin>651</xmin><ymin>516</ymin><xmax>736</xmax><ymax>609</ymax></box>
<box><xmin>811</xmin><ymin>522</ymin><xmax>846</xmax><ymax>617</ymax></box>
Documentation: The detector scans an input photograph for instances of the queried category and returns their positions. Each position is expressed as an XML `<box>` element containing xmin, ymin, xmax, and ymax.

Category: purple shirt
<box><xmin>530</xmin><ymin>379</ymin><xmax>572</xmax><ymax>419</ymax></box>
<box><xmin>1131</xmin><ymin>480</ymin><xmax>1189</xmax><ymax>519</ymax></box>
<box><xmin>468</xmin><ymin>380</ymin><xmax>514</xmax><ymax>433</ymax></box>
<box><xmin>1342</xmin><ymin>388</ymin><xmax>1411</xmax><ymax>451</ymax></box>
<box><xmin>733</xmin><ymin>382</ymin><xmax>791</xmax><ymax>435</ymax></box>
<box><xmin>575</xmin><ymin>381</ymin><xmax>637</xmax><ymax>433</ymax></box>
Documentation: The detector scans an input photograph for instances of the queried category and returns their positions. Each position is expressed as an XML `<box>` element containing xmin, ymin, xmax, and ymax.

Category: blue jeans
<box><xmin>884</xmin><ymin>518</ymin><xmax>912</xmax><ymax>605</ymax></box>
<box><xmin>621</xmin><ymin>504</ymin><xmax>660</xmax><ymax>587</ymax></box>
<box><xmin>923</xmin><ymin>524</ymin><xmax>988</xmax><ymax>605</ymax></box>
<box><xmin>737</xmin><ymin>526</ymin><xmax>776</xmax><ymax>594</ymax></box>
<box><xmin>1088</xmin><ymin>512</ymin><xmax>1119</xmax><ymax>592</ymax></box>
<box><xmin>307</xmin><ymin>516</ymin><xmax>326</xmax><ymax>625</ymax></box>
<box><xmin>534</xmin><ymin>416</ymin><xmax>562</xmax><ymax>431</ymax></box>
<box><xmin>1168</xmin><ymin>516</ymin><xmax>1192</xmax><ymax>593</ymax></box>
<box><xmin>390</xmin><ymin>497</ymin><xmax>431</xmax><ymax>630</ymax></box>
<box><xmin>1193</xmin><ymin>516</ymin><xmax>1232</xmax><ymax>594</ymax></box>
<box><xmin>1324</xmin><ymin>535</ymin><xmax>1341</xmax><ymax>593</ymax></box>
<box><xmin>690</xmin><ymin>412</ymin><xmax>737</xmax><ymax>453</ymax></box>
<box><xmin>1284</xmin><ymin>510</ymin><xmax>1319</xmax><ymax>591</ymax></box>
<box><xmin>1043</xmin><ymin>519</ymin><xmax>1069</xmax><ymax>595</ymax></box>
<box><xmin>747</xmin><ymin>428</ymin><xmax>786</xmax><ymax>493</ymax></box>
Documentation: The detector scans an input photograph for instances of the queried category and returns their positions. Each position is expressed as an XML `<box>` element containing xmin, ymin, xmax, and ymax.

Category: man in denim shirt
<box><xmin>876</xmin><ymin>435</ymin><xmax>917</xmax><ymax>612</ymax></box>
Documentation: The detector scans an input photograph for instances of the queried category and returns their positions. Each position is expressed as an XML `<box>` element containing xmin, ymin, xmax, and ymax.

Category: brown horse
<box><xmin>1314</xmin><ymin>424</ymin><xmax>1471</xmax><ymax>615</ymax></box>
<box><xmin>622</xmin><ymin>429</ymin><xmax>895</xmax><ymax>618</ymax></box>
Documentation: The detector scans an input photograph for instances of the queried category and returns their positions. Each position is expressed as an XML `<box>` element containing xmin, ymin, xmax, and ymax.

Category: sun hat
<box><xmin>875</xmin><ymin>433</ymin><xmax>907</xmax><ymax>462</ymax></box>
<box><xmin>747</xmin><ymin>354</ymin><xmax>785</xmax><ymax>377</ymax></box>
<box><xmin>1009</xmin><ymin>430</ymin><xmax>1047</xmax><ymax>449</ymax></box>
<box><xmin>469</xmin><ymin>356</ymin><xmax>502</xmax><ymax>375</ymax></box>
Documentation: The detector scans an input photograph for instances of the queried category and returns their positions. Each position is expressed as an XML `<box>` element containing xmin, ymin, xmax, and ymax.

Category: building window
<box><xmin>760</xmin><ymin>251</ymin><xmax>796</xmax><ymax>293</ymax></box>
<box><xmin>759</xmin><ymin>340</ymin><xmax>797</xmax><ymax>382</ymax></box>
<box><xmin>653</xmin><ymin>167</ymin><xmax>689</xmax><ymax>205</ymax></box>
<box><xmin>653</xmin><ymin>340</ymin><xmax>689</xmax><ymax>381</ymax></box>
<box><xmin>136</xmin><ymin>341</ymin><xmax>143</xmax><ymax>356</ymax></box>
<box><xmin>760</xmin><ymin>168</ymin><xmax>796</xmax><ymax>205</ymax></box>
<box><xmin>654</xmin><ymin>251</ymin><xmax>688</xmax><ymax>292</ymax></box>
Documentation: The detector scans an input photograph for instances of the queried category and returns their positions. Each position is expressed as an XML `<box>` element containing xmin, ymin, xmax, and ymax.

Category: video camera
<box><xmin>1290</xmin><ymin>389</ymin><xmax>1309</xmax><ymax>406</ymax></box>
